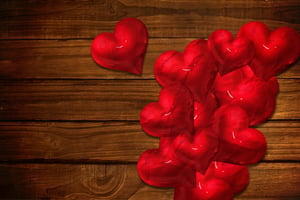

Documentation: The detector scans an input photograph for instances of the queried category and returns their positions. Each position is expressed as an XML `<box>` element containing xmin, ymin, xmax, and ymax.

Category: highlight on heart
<box><xmin>138</xmin><ymin>21</ymin><xmax>299</xmax><ymax>200</ymax></box>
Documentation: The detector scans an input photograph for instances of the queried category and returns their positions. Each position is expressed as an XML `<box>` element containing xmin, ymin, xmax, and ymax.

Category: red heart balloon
<box><xmin>174</xmin><ymin>178</ymin><xmax>233</xmax><ymax>200</ymax></box>
<box><xmin>172</xmin><ymin>128</ymin><xmax>218</xmax><ymax>174</ymax></box>
<box><xmin>91</xmin><ymin>18</ymin><xmax>148</xmax><ymax>74</ymax></box>
<box><xmin>154</xmin><ymin>39</ymin><xmax>218</xmax><ymax>101</ymax></box>
<box><xmin>237</xmin><ymin>21</ymin><xmax>300</xmax><ymax>80</ymax></box>
<box><xmin>213</xmin><ymin>65</ymin><xmax>279</xmax><ymax>126</ymax></box>
<box><xmin>137</xmin><ymin>148</ymin><xmax>195</xmax><ymax>188</ymax></box>
<box><xmin>208</xmin><ymin>29</ymin><xmax>255</xmax><ymax>75</ymax></box>
<box><xmin>174</xmin><ymin>161</ymin><xmax>249</xmax><ymax>200</ymax></box>
<box><xmin>213</xmin><ymin>105</ymin><xmax>267</xmax><ymax>165</ymax></box>
<box><xmin>206</xmin><ymin>161</ymin><xmax>249</xmax><ymax>194</ymax></box>
<box><xmin>140</xmin><ymin>85</ymin><xmax>194</xmax><ymax>137</ymax></box>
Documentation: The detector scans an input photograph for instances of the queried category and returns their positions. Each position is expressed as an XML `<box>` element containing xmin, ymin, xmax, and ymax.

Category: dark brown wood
<box><xmin>0</xmin><ymin>79</ymin><xmax>299</xmax><ymax>121</ymax></box>
<box><xmin>0</xmin><ymin>121</ymin><xmax>299</xmax><ymax>162</ymax></box>
<box><xmin>0</xmin><ymin>163</ymin><xmax>299</xmax><ymax>199</ymax></box>
<box><xmin>0</xmin><ymin>163</ymin><xmax>142</xmax><ymax>199</ymax></box>
<box><xmin>0</xmin><ymin>0</ymin><xmax>299</xmax><ymax>39</ymax></box>
<box><xmin>258</xmin><ymin>121</ymin><xmax>300</xmax><ymax>161</ymax></box>
<box><xmin>0</xmin><ymin>121</ymin><xmax>157</xmax><ymax>162</ymax></box>
<box><xmin>0</xmin><ymin>39</ymin><xmax>299</xmax><ymax>79</ymax></box>
<box><xmin>0</xmin><ymin>80</ymin><xmax>159</xmax><ymax>121</ymax></box>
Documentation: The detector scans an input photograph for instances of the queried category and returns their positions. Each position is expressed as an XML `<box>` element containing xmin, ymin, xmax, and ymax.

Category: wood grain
<box><xmin>0</xmin><ymin>0</ymin><xmax>299</xmax><ymax>39</ymax></box>
<box><xmin>0</xmin><ymin>80</ymin><xmax>158</xmax><ymax>121</ymax></box>
<box><xmin>0</xmin><ymin>121</ymin><xmax>299</xmax><ymax>162</ymax></box>
<box><xmin>0</xmin><ymin>39</ymin><xmax>299</xmax><ymax>79</ymax></box>
<box><xmin>0</xmin><ymin>163</ymin><xmax>142</xmax><ymax>199</ymax></box>
<box><xmin>0</xmin><ymin>79</ymin><xmax>299</xmax><ymax>121</ymax></box>
<box><xmin>0</xmin><ymin>163</ymin><xmax>299</xmax><ymax>199</ymax></box>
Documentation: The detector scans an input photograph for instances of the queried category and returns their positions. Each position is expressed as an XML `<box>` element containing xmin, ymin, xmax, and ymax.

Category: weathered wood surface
<box><xmin>0</xmin><ymin>0</ymin><xmax>299</xmax><ymax>39</ymax></box>
<box><xmin>0</xmin><ymin>163</ymin><xmax>299</xmax><ymax>200</ymax></box>
<box><xmin>0</xmin><ymin>79</ymin><xmax>299</xmax><ymax>121</ymax></box>
<box><xmin>0</xmin><ymin>39</ymin><xmax>299</xmax><ymax>79</ymax></box>
<box><xmin>0</xmin><ymin>121</ymin><xmax>299</xmax><ymax>162</ymax></box>
<box><xmin>0</xmin><ymin>0</ymin><xmax>299</xmax><ymax>199</ymax></box>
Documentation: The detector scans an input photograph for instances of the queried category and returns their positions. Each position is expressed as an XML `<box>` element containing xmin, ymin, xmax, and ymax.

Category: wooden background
<box><xmin>0</xmin><ymin>0</ymin><xmax>299</xmax><ymax>199</ymax></box>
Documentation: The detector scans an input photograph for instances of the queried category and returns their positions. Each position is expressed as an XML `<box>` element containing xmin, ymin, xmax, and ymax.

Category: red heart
<box><xmin>213</xmin><ymin>105</ymin><xmax>267</xmax><ymax>165</ymax></box>
<box><xmin>213</xmin><ymin>65</ymin><xmax>279</xmax><ymax>126</ymax></box>
<box><xmin>174</xmin><ymin>161</ymin><xmax>249</xmax><ymax>200</ymax></box>
<box><xmin>208</xmin><ymin>29</ymin><xmax>255</xmax><ymax>75</ymax></box>
<box><xmin>154</xmin><ymin>39</ymin><xmax>218</xmax><ymax>102</ymax></box>
<box><xmin>172</xmin><ymin>128</ymin><xmax>218</xmax><ymax>173</ymax></box>
<box><xmin>140</xmin><ymin>85</ymin><xmax>194</xmax><ymax>137</ymax></box>
<box><xmin>237</xmin><ymin>21</ymin><xmax>300</xmax><ymax>80</ymax></box>
<box><xmin>174</xmin><ymin>179</ymin><xmax>233</xmax><ymax>200</ymax></box>
<box><xmin>206</xmin><ymin>161</ymin><xmax>249</xmax><ymax>194</ymax></box>
<box><xmin>137</xmin><ymin>148</ymin><xmax>195</xmax><ymax>188</ymax></box>
<box><xmin>91</xmin><ymin>18</ymin><xmax>148</xmax><ymax>74</ymax></box>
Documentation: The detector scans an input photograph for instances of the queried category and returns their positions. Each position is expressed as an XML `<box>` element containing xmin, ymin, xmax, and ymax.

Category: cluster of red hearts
<box><xmin>91</xmin><ymin>18</ymin><xmax>299</xmax><ymax>200</ymax></box>
<box><xmin>138</xmin><ymin>22</ymin><xmax>299</xmax><ymax>199</ymax></box>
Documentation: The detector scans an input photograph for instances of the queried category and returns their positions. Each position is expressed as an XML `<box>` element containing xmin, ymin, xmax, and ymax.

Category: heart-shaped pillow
<box><xmin>208</xmin><ymin>29</ymin><xmax>255</xmax><ymax>75</ymax></box>
<box><xmin>204</xmin><ymin>161</ymin><xmax>249</xmax><ymax>194</ymax></box>
<box><xmin>174</xmin><ymin>179</ymin><xmax>233</xmax><ymax>200</ymax></box>
<box><xmin>172</xmin><ymin>128</ymin><xmax>218</xmax><ymax>173</ymax></box>
<box><xmin>137</xmin><ymin>148</ymin><xmax>195</xmax><ymax>188</ymax></box>
<box><xmin>213</xmin><ymin>65</ymin><xmax>279</xmax><ymax>126</ymax></box>
<box><xmin>174</xmin><ymin>161</ymin><xmax>249</xmax><ymax>200</ymax></box>
<box><xmin>91</xmin><ymin>18</ymin><xmax>148</xmax><ymax>74</ymax></box>
<box><xmin>213</xmin><ymin>105</ymin><xmax>267</xmax><ymax>165</ymax></box>
<box><xmin>154</xmin><ymin>39</ymin><xmax>218</xmax><ymax>102</ymax></box>
<box><xmin>140</xmin><ymin>84</ymin><xmax>194</xmax><ymax>137</ymax></box>
<box><xmin>237</xmin><ymin>21</ymin><xmax>300</xmax><ymax>80</ymax></box>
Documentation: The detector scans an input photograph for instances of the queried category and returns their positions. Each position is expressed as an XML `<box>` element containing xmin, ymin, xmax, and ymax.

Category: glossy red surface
<box><xmin>172</xmin><ymin>128</ymin><xmax>218</xmax><ymax>173</ymax></box>
<box><xmin>238</xmin><ymin>21</ymin><xmax>300</xmax><ymax>80</ymax></box>
<box><xmin>213</xmin><ymin>105</ymin><xmax>267</xmax><ymax>165</ymax></box>
<box><xmin>213</xmin><ymin>65</ymin><xmax>279</xmax><ymax>126</ymax></box>
<box><xmin>140</xmin><ymin>85</ymin><xmax>194</xmax><ymax>137</ymax></box>
<box><xmin>208</xmin><ymin>29</ymin><xmax>255</xmax><ymax>75</ymax></box>
<box><xmin>91</xmin><ymin>18</ymin><xmax>148</xmax><ymax>75</ymax></box>
<box><xmin>154</xmin><ymin>39</ymin><xmax>218</xmax><ymax>102</ymax></box>
<box><xmin>174</xmin><ymin>162</ymin><xmax>249</xmax><ymax>200</ymax></box>
<box><xmin>193</xmin><ymin>93</ymin><xmax>218</xmax><ymax>131</ymax></box>
<box><xmin>137</xmin><ymin>148</ymin><xmax>195</xmax><ymax>188</ymax></box>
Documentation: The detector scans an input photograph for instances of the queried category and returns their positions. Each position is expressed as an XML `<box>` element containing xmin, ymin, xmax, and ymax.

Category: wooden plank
<box><xmin>0</xmin><ymin>121</ymin><xmax>299</xmax><ymax>162</ymax></box>
<box><xmin>0</xmin><ymin>79</ymin><xmax>299</xmax><ymax>121</ymax></box>
<box><xmin>258</xmin><ymin>121</ymin><xmax>300</xmax><ymax>161</ymax></box>
<box><xmin>0</xmin><ymin>0</ymin><xmax>299</xmax><ymax>39</ymax></box>
<box><xmin>0</xmin><ymin>163</ymin><xmax>299</xmax><ymax>199</ymax></box>
<box><xmin>0</xmin><ymin>80</ymin><xmax>159</xmax><ymax>121</ymax></box>
<box><xmin>0</xmin><ymin>39</ymin><xmax>299</xmax><ymax>79</ymax></box>
<box><xmin>276</xmin><ymin>79</ymin><xmax>300</xmax><ymax>120</ymax></box>
<box><xmin>0</xmin><ymin>163</ymin><xmax>141</xmax><ymax>199</ymax></box>
<box><xmin>0</xmin><ymin>121</ymin><xmax>157</xmax><ymax>162</ymax></box>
